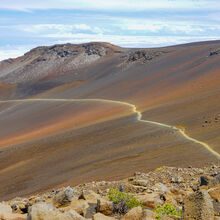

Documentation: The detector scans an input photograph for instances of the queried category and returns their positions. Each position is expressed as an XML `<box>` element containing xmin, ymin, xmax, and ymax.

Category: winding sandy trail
<box><xmin>0</xmin><ymin>98</ymin><xmax>220</xmax><ymax>160</ymax></box>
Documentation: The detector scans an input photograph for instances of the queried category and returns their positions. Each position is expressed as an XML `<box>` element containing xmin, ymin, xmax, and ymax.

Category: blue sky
<box><xmin>0</xmin><ymin>0</ymin><xmax>220</xmax><ymax>60</ymax></box>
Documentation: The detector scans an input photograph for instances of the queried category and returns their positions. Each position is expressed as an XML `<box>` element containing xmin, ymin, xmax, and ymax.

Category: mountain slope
<box><xmin>0</xmin><ymin>41</ymin><xmax>219</xmax><ymax>200</ymax></box>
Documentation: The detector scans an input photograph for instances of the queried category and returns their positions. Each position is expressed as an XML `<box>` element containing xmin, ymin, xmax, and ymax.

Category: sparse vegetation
<box><xmin>154</xmin><ymin>203</ymin><xmax>182</xmax><ymax>220</ymax></box>
<box><xmin>176</xmin><ymin>125</ymin><xmax>188</xmax><ymax>131</ymax></box>
<box><xmin>108</xmin><ymin>188</ymin><xmax>143</xmax><ymax>213</ymax></box>
<box><xmin>155</xmin><ymin>167</ymin><xmax>164</xmax><ymax>172</ymax></box>
<box><xmin>193</xmin><ymin>182</ymin><xmax>200</xmax><ymax>185</ymax></box>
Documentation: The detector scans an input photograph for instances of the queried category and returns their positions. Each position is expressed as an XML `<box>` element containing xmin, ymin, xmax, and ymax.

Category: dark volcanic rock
<box><xmin>200</xmin><ymin>176</ymin><xmax>211</xmax><ymax>186</ymax></box>
<box><xmin>210</xmin><ymin>48</ymin><xmax>220</xmax><ymax>56</ymax></box>
<box><xmin>127</xmin><ymin>50</ymin><xmax>164</xmax><ymax>63</ymax></box>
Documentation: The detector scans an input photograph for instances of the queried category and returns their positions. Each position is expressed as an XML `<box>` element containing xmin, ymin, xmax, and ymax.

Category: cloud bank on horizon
<box><xmin>0</xmin><ymin>0</ymin><xmax>220</xmax><ymax>60</ymax></box>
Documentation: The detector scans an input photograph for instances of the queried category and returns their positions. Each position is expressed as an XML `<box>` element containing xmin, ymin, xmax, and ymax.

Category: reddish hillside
<box><xmin>0</xmin><ymin>41</ymin><xmax>219</xmax><ymax>200</ymax></box>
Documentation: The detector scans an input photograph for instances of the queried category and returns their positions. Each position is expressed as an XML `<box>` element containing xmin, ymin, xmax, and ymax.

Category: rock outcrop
<box><xmin>1</xmin><ymin>165</ymin><xmax>220</xmax><ymax>219</ymax></box>
<box><xmin>53</xmin><ymin>186</ymin><xmax>74</xmax><ymax>206</ymax></box>
<box><xmin>126</xmin><ymin>49</ymin><xmax>166</xmax><ymax>64</ymax></box>
<box><xmin>27</xmin><ymin>202</ymin><xmax>86</xmax><ymax>220</ymax></box>
<box><xmin>182</xmin><ymin>190</ymin><xmax>214</xmax><ymax>220</ymax></box>
<box><xmin>121</xmin><ymin>207</ymin><xmax>143</xmax><ymax>220</ymax></box>
<box><xmin>0</xmin><ymin>203</ymin><xmax>26</xmax><ymax>220</ymax></box>
<box><xmin>0</xmin><ymin>42</ymin><xmax>122</xmax><ymax>84</ymax></box>
<box><xmin>210</xmin><ymin>48</ymin><xmax>220</xmax><ymax>56</ymax></box>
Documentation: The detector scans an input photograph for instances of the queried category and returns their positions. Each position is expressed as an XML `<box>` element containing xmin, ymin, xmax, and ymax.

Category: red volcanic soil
<box><xmin>0</xmin><ymin>41</ymin><xmax>220</xmax><ymax>200</ymax></box>
<box><xmin>0</xmin><ymin>83</ymin><xmax>16</xmax><ymax>100</ymax></box>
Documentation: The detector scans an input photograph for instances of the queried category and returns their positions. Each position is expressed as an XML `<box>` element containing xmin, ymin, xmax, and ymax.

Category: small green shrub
<box><xmin>108</xmin><ymin>188</ymin><xmax>143</xmax><ymax>213</ymax></box>
<box><xmin>154</xmin><ymin>203</ymin><xmax>182</xmax><ymax>220</ymax></box>
<box><xmin>193</xmin><ymin>182</ymin><xmax>200</xmax><ymax>185</ymax></box>
<box><xmin>155</xmin><ymin>167</ymin><xmax>164</xmax><ymax>172</ymax></box>
<box><xmin>78</xmin><ymin>184</ymin><xmax>83</xmax><ymax>187</ymax></box>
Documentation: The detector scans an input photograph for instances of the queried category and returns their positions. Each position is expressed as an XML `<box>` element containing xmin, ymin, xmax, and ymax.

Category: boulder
<box><xmin>11</xmin><ymin>203</ymin><xmax>19</xmax><ymax>212</ymax></box>
<box><xmin>97</xmin><ymin>198</ymin><xmax>113</xmax><ymax>216</ymax></box>
<box><xmin>135</xmin><ymin>193</ymin><xmax>163</xmax><ymax>209</ymax></box>
<box><xmin>13</xmin><ymin>201</ymin><xmax>28</xmax><ymax>213</ymax></box>
<box><xmin>0</xmin><ymin>203</ymin><xmax>12</xmax><ymax>214</ymax></box>
<box><xmin>92</xmin><ymin>213</ymin><xmax>116</xmax><ymax>220</ymax></box>
<box><xmin>121</xmin><ymin>206</ymin><xmax>143</xmax><ymax>220</ymax></box>
<box><xmin>8</xmin><ymin>198</ymin><xmax>30</xmax><ymax>214</ymax></box>
<box><xmin>68</xmin><ymin>191</ymin><xmax>100</xmax><ymax>218</ymax></box>
<box><xmin>213</xmin><ymin>201</ymin><xmax>220</xmax><ymax>216</ymax></box>
<box><xmin>81</xmin><ymin>190</ymin><xmax>101</xmax><ymax>203</ymax></box>
<box><xmin>200</xmin><ymin>174</ymin><xmax>220</xmax><ymax>188</ymax></box>
<box><xmin>200</xmin><ymin>176</ymin><xmax>211</xmax><ymax>186</ymax></box>
<box><xmin>211</xmin><ymin>174</ymin><xmax>220</xmax><ymax>187</ymax></box>
<box><xmin>84</xmin><ymin>202</ymin><xmax>97</xmax><ymax>219</ymax></box>
<box><xmin>69</xmin><ymin>209</ymin><xmax>87</xmax><ymax>220</ymax></box>
<box><xmin>143</xmin><ymin>209</ymin><xmax>157</xmax><ymax>220</ymax></box>
<box><xmin>28</xmin><ymin>196</ymin><xmax>47</xmax><ymax>206</ymax></box>
<box><xmin>182</xmin><ymin>190</ymin><xmax>214</xmax><ymax>220</ymax></box>
<box><xmin>123</xmin><ymin>183</ymin><xmax>146</xmax><ymax>194</ymax></box>
<box><xmin>132</xmin><ymin>179</ymin><xmax>148</xmax><ymax>187</ymax></box>
<box><xmin>27</xmin><ymin>202</ymin><xmax>86</xmax><ymax>220</ymax></box>
<box><xmin>0</xmin><ymin>203</ymin><xmax>26</xmax><ymax>220</ymax></box>
<box><xmin>65</xmin><ymin>198</ymin><xmax>89</xmax><ymax>216</ymax></box>
<box><xmin>166</xmin><ymin>188</ymin><xmax>188</xmax><ymax>207</ymax></box>
<box><xmin>208</xmin><ymin>186</ymin><xmax>220</xmax><ymax>201</ymax></box>
<box><xmin>53</xmin><ymin>186</ymin><xmax>74</xmax><ymax>206</ymax></box>
<box><xmin>153</xmin><ymin>183</ymin><xmax>168</xmax><ymax>194</ymax></box>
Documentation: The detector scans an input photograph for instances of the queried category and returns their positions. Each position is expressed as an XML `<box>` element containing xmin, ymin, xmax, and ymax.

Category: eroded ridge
<box><xmin>0</xmin><ymin>98</ymin><xmax>219</xmax><ymax>159</ymax></box>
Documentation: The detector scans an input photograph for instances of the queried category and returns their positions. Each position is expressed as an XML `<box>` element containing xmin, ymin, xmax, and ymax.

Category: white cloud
<box><xmin>123</xmin><ymin>23</ymin><xmax>163</xmax><ymax>32</ymax></box>
<box><xmin>0</xmin><ymin>45</ymin><xmax>34</xmax><ymax>61</ymax></box>
<box><xmin>116</xmin><ymin>19</ymin><xmax>219</xmax><ymax>34</ymax></box>
<box><xmin>15</xmin><ymin>24</ymin><xmax>104</xmax><ymax>34</ymax></box>
<box><xmin>43</xmin><ymin>33</ymin><xmax>220</xmax><ymax>48</ymax></box>
<box><xmin>12</xmin><ymin>19</ymin><xmax>220</xmax><ymax>38</ymax></box>
<box><xmin>74</xmin><ymin>24</ymin><xmax>91</xmax><ymax>31</ymax></box>
<box><xmin>0</xmin><ymin>0</ymin><xmax>220</xmax><ymax>11</ymax></box>
<box><xmin>207</xmin><ymin>13</ymin><xmax>220</xmax><ymax>22</ymax></box>
<box><xmin>113</xmin><ymin>18</ymin><xmax>220</xmax><ymax>36</ymax></box>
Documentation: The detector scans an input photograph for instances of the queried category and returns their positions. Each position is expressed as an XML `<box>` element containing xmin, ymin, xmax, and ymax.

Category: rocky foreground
<box><xmin>1</xmin><ymin>165</ymin><xmax>220</xmax><ymax>220</ymax></box>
